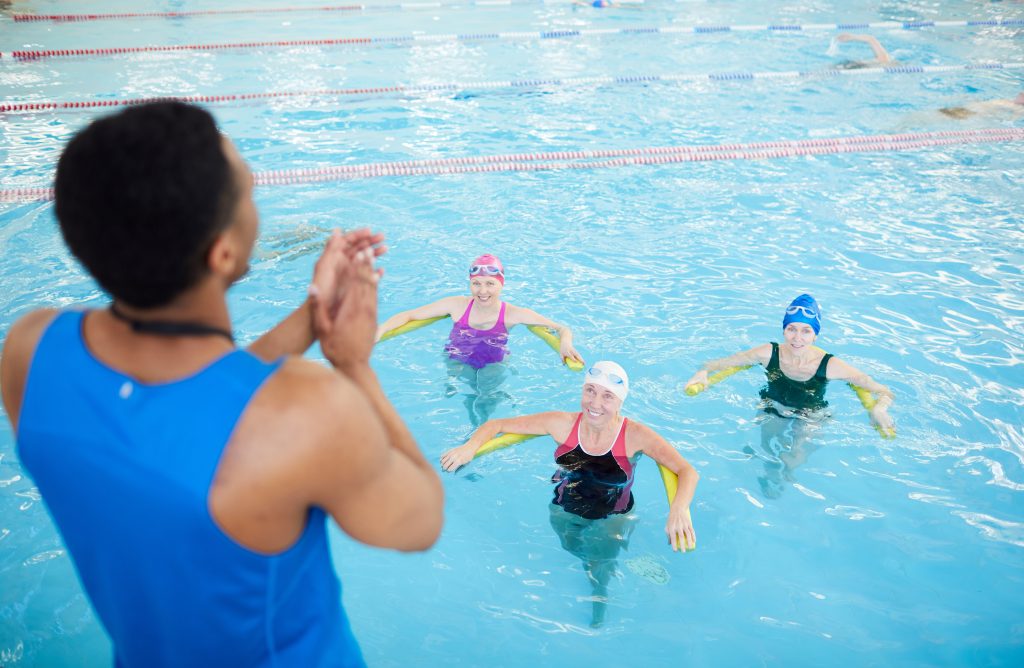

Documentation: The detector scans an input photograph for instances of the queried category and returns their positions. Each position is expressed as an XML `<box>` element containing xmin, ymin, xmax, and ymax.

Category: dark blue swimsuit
<box><xmin>759</xmin><ymin>342</ymin><xmax>833</xmax><ymax>414</ymax></box>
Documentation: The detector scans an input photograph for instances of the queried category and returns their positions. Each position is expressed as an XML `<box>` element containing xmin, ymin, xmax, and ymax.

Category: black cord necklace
<box><xmin>109</xmin><ymin>303</ymin><xmax>235</xmax><ymax>344</ymax></box>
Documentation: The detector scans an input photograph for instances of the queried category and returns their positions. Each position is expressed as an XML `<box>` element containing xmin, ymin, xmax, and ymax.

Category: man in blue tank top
<box><xmin>0</xmin><ymin>102</ymin><xmax>444</xmax><ymax>667</ymax></box>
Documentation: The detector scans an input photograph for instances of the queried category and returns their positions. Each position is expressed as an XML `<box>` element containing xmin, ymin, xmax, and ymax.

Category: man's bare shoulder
<box><xmin>242</xmin><ymin>356</ymin><xmax>383</xmax><ymax>459</ymax></box>
<box><xmin>5</xmin><ymin>308</ymin><xmax>61</xmax><ymax>347</ymax></box>
<box><xmin>2</xmin><ymin>308</ymin><xmax>61</xmax><ymax>427</ymax></box>
<box><xmin>254</xmin><ymin>356</ymin><xmax>363</xmax><ymax>419</ymax></box>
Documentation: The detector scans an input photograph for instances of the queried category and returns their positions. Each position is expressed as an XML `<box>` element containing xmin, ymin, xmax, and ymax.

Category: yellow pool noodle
<box><xmin>684</xmin><ymin>348</ymin><xmax>894</xmax><ymax>440</ymax></box>
<box><xmin>377</xmin><ymin>315</ymin><xmax>583</xmax><ymax>370</ymax></box>
<box><xmin>377</xmin><ymin>315</ymin><xmax>448</xmax><ymax>342</ymax></box>
<box><xmin>526</xmin><ymin>325</ymin><xmax>585</xmax><ymax>371</ymax></box>
<box><xmin>684</xmin><ymin>365</ymin><xmax>754</xmax><ymax>396</ymax></box>
<box><xmin>850</xmin><ymin>383</ymin><xmax>896</xmax><ymax>439</ymax></box>
<box><xmin>473</xmin><ymin>432</ymin><xmax>695</xmax><ymax>553</ymax></box>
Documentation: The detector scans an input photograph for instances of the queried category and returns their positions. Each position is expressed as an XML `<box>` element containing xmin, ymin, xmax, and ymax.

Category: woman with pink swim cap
<box><xmin>376</xmin><ymin>254</ymin><xmax>583</xmax><ymax>424</ymax></box>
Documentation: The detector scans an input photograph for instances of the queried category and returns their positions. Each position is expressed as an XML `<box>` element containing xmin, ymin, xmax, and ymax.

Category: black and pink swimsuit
<box><xmin>552</xmin><ymin>414</ymin><xmax>637</xmax><ymax>520</ymax></box>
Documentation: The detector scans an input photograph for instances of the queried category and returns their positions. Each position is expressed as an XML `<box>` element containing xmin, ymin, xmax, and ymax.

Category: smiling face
<box><xmin>469</xmin><ymin>276</ymin><xmax>503</xmax><ymax>305</ymax></box>
<box><xmin>581</xmin><ymin>382</ymin><xmax>623</xmax><ymax>427</ymax></box>
<box><xmin>783</xmin><ymin>321</ymin><xmax>818</xmax><ymax>351</ymax></box>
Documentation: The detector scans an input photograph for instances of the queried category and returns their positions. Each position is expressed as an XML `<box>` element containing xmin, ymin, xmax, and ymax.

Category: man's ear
<box><xmin>206</xmin><ymin>230</ymin><xmax>239</xmax><ymax>278</ymax></box>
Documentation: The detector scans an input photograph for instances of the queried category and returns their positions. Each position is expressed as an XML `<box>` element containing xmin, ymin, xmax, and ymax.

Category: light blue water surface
<box><xmin>1</xmin><ymin>0</ymin><xmax>1023</xmax><ymax>666</ymax></box>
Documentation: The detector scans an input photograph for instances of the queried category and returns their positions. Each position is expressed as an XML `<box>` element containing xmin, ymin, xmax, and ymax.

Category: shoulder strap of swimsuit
<box><xmin>610</xmin><ymin>418</ymin><xmax>634</xmax><ymax>478</ymax></box>
<box><xmin>768</xmin><ymin>342</ymin><xmax>780</xmax><ymax>370</ymax></box>
<box><xmin>815</xmin><ymin>352</ymin><xmax>833</xmax><ymax>379</ymax></box>
<box><xmin>455</xmin><ymin>299</ymin><xmax>474</xmax><ymax>326</ymax></box>
<box><xmin>553</xmin><ymin>413</ymin><xmax>583</xmax><ymax>459</ymax></box>
<box><xmin>496</xmin><ymin>302</ymin><xmax>506</xmax><ymax>326</ymax></box>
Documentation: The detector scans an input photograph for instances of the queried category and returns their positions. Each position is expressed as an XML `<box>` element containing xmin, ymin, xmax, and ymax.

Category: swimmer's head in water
<box><xmin>782</xmin><ymin>294</ymin><xmax>821</xmax><ymax>335</ymax></box>
<box><xmin>470</xmin><ymin>254</ymin><xmax>504</xmax><ymax>285</ymax></box>
<box><xmin>1014</xmin><ymin>92</ymin><xmax>1024</xmax><ymax>106</ymax></box>
<box><xmin>584</xmin><ymin>361</ymin><xmax>629</xmax><ymax>403</ymax></box>
<box><xmin>939</xmin><ymin>106</ymin><xmax>974</xmax><ymax>120</ymax></box>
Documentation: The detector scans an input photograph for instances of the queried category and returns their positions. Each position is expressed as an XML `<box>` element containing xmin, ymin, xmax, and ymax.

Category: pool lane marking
<box><xmin>3</xmin><ymin>18</ymin><xmax>1023</xmax><ymax>60</ymax></box>
<box><xmin>9</xmin><ymin>1</ymin><xmax>647</xmax><ymax>23</ymax></box>
<box><xmin>3</xmin><ymin>62</ymin><xmax>1022</xmax><ymax>114</ymax></box>
<box><xmin>4</xmin><ymin>128</ymin><xmax>1021</xmax><ymax>203</ymax></box>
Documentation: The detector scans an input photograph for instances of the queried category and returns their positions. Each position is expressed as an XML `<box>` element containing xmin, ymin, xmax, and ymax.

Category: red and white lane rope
<box><xmin>3</xmin><ymin>18</ymin><xmax>1022</xmax><ymax>60</ymax></box>
<box><xmin>11</xmin><ymin>1</ymin><xmax>642</xmax><ymax>23</ymax></box>
<box><xmin>2</xmin><ymin>128</ymin><xmax>1021</xmax><ymax>203</ymax></box>
<box><xmin>2</xmin><ymin>62</ymin><xmax>1020</xmax><ymax>114</ymax></box>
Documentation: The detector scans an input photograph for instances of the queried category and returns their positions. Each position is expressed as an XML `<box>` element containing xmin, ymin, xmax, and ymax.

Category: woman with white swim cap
<box><xmin>441</xmin><ymin>360</ymin><xmax>699</xmax><ymax>627</ymax></box>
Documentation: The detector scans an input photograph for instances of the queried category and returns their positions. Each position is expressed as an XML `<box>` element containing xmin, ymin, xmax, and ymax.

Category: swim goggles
<box><xmin>469</xmin><ymin>264</ymin><xmax>503</xmax><ymax>277</ymax></box>
<box><xmin>586</xmin><ymin>366</ymin><xmax>625</xmax><ymax>386</ymax></box>
<box><xmin>785</xmin><ymin>304</ymin><xmax>820</xmax><ymax>322</ymax></box>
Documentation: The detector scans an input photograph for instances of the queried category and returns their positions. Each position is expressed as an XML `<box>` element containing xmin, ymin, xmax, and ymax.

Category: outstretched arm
<box><xmin>248</xmin><ymin>229</ymin><xmax>387</xmax><ymax>361</ymax></box>
<box><xmin>440</xmin><ymin>411</ymin><xmax>574</xmax><ymax>472</ymax></box>
<box><xmin>506</xmin><ymin>305</ymin><xmax>584</xmax><ymax>364</ymax></box>
<box><xmin>631</xmin><ymin>422</ymin><xmax>699</xmax><ymax>552</ymax></box>
<box><xmin>684</xmin><ymin>344</ymin><xmax>771</xmax><ymax>393</ymax></box>
<box><xmin>826</xmin><ymin>357</ymin><xmax>895</xmax><ymax>433</ymax></box>
<box><xmin>835</xmin><ymin>33</ymin><xmax>893</xmax><ymax>64</ymax></box>
<box><xmin>375</xmin><ymin>296</ymin><xmax>464</xmax><ymax>342</ymax></box>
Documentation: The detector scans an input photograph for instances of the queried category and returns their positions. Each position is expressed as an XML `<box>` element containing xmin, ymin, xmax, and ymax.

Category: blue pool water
<box><xmin>2</xmin><ymin>0</ymin><xmax>1023</xmax><ymax>665</ymax></box>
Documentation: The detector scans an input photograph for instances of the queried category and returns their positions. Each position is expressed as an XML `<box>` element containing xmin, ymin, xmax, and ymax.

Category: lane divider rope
<box><xmin>3</xmin><ymin>128</ymin><xmax>1020</xmax><ymax>203</ymax></box>
<box><xmin>3</xmin><ymin>62</ymin><xmax>1020</xmax><ymax>114</ymax></box>
<box><xmin>10</xmin><ymin>1</ymin><xmax>646</xmax><ymax>23</ymax></box>
<box><xmin>4</xmin><ymin>18</ymin><xmax>1023</xmax><ymax>60</ymax></box>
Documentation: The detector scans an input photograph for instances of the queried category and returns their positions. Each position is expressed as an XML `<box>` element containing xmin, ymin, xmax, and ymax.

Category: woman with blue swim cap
<box><xmin>684</xmin><ymin>294</ymin><xmax>895</xmax><ymax>497</ymax></box>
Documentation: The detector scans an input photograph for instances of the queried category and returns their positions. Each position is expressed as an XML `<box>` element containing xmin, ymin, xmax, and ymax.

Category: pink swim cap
<box><xmin>469</xmin><ymin>254</ymin><xmax>504</xmax><ymax>285</ymax></box>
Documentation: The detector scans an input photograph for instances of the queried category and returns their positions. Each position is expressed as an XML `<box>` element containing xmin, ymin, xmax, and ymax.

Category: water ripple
<box><xmin>953</xmin><ymin>511</ymin><xmax>1024</xmax><ymax>548</ymax></box>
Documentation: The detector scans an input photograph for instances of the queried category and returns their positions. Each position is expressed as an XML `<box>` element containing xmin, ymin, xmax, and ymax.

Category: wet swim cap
<box><xmin>584</xmin><ymin>360</ymin><xmax>629</xmax><ymax>403</ymax></box>
<box><xmin>782</xmin><ymin>294</ymin><xmax>821</xmax><ymax>335</ymax></box>
<box><xmin>469</xmin><ymin>254</ymin><xmax>504</xmax><ymax>285</ymax></box>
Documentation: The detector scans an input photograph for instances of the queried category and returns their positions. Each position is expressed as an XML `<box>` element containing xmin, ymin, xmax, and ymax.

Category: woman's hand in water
<box><xmin>683</xmin><ymin>369</ymin><xmax>709</xmax><ymax>393</ymax></box>
<box><xmin>869</xmin><ymin>402</ymin><xmax>895</xmax><ymax>437</ymax></box>
<box><xmin>666</xmin><ymin>505</ymin><xmax>696</xmax><ymax>552</ymax></box>
<box><xmin>559</xmin><ymin>339</ymin><xmax>584</xmax><ymax>366</ymax></box>
<box><xmin>440</xmin><ymin>442</ymin><xmax>478</xmax><ymax>472</ymax></box>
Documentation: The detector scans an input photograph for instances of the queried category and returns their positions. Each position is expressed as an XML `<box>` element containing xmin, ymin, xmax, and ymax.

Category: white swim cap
<box><xmin>583</xmin><ymin>360</ymin><xmax>629</xmax><ymax>403</ymax></box>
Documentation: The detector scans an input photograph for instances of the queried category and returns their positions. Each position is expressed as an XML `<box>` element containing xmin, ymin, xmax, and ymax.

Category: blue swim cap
<box><xmin>782</xmin><ymin>294</ymin><xmax>821</xmax><ymax>334</ymax></box>
<box><xmin>593</xmin><ymin>0</ymin><xmax>610</xmax><ymax>6</ymax></box>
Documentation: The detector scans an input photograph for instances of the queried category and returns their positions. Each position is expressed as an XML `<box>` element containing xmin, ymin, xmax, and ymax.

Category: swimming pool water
<box><xmin>2</xmin><ymin>0</ymin><xmax>1023</xmax><ymax>665</ymax></box>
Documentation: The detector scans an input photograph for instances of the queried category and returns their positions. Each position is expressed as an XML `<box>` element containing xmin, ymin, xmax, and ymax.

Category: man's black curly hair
<box><xmin>55</xmin><ymin>102</ymin><xmax>240</xmax><ymax>308</ymax></box>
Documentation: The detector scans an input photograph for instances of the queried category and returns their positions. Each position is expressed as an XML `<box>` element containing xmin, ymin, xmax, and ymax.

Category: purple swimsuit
<box><xmin>445</xmin><ymin>300</ymin><xmax>509</xmax><ymax>369</ymax></box>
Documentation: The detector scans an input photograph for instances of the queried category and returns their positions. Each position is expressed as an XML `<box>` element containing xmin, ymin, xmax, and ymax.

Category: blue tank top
<box><xmin>16</xmin><ymin>311</ymin><xmax>365</xmax><ymax>668</ymax></box>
